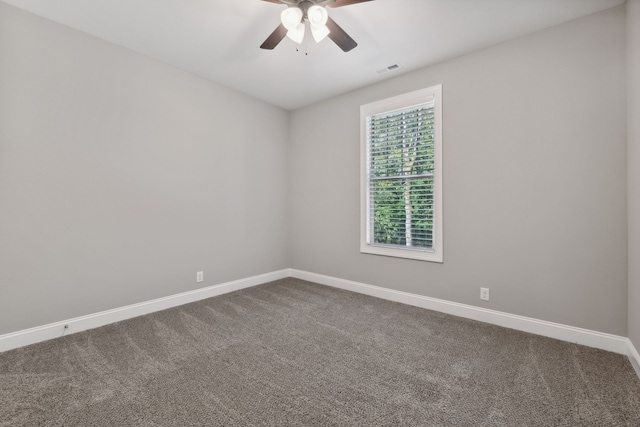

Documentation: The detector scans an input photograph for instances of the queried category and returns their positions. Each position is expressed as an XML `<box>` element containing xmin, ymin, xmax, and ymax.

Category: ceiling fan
<box><xmin>260</xmin><ymin>0</ymin><xmax>374</xmax><ymax>52</ymax></box>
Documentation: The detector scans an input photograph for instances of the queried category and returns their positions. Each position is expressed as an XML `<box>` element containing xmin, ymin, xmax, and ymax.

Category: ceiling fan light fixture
<box><xmin>310</xmin><ymin>23</ymin><xmax>330</xmax><ymax>43</ymax></box>
<box><xmin>307</xmin><ymin>5</ymin><xmax>329</xmax><ymax>42</ymax></box>
<box><xmin>286</xmin><ymin>22</ymin><xmax>305</xmax><ymax>44</ymax></box>
<box><xmin>281</xmin><ymin>7</ymin><xmax>303</xmax><ymax>31</ymax></box>
<box><xmin>307</xmin><ymin>5</ymin><xmax>328</xmax><ymax>27</ymax></box>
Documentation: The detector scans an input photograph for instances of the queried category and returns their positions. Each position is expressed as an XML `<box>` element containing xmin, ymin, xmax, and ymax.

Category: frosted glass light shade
<box><xmin>307</xmin><ymin>5</ymin><xmax>328</xmax><ymax>27</ymax></box>
<box><xmin>311</xmin><ymin>24</ymin><xmax>330</xmax><ymax>43</ymax></box>
<box><xmin>307</xmin><ymin>5</ymin><xmax>329</xmax><ymax>43</ymax></box>
<box><xmin>286</xmin><ymin>22</ymin><xmax>305</xmax><ymax>44</ymax></box>
<box><xmin>281</xmin><ymin>7</ymin><xmax>303</xmax><ymax>31</ymax></box>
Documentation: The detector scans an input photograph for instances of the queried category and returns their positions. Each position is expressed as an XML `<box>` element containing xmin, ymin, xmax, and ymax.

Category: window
<box><xmin>360</xmin><ymin>85</ymin><xmax>443</xmax><ymax>262</ymax></box>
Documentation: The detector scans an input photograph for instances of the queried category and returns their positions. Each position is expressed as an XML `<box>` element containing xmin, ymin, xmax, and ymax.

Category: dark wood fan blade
<box><xmin>261</xmin><ymin>0</ymin><xmax>283</xmax><ymax>3</ymax></box>
<box><xmin>326</xmin><ymin>17</ymin><xmax>357</xmax><ymax>52</ymax></box>
<box><xmin>260</xmin><ymin>24</ymin><xmax>288</xmax><ymax>50</ymax></box>
<box><xmin>328</xmin><ymin>0</ymin><xmax>374</xmax><ymax>8</ymax></box>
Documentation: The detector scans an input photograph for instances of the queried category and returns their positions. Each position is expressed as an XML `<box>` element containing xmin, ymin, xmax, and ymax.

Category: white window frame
<box><xmin>360</xmin><ymin>85</ymin><xmax>443</xmax><ymax>262</ymax></box>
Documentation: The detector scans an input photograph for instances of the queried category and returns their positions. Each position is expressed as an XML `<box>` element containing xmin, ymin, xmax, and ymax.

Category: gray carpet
<box><xmin>1</xmin><ymin>278</ymin><xmax>639</xmax><ymax>426</ymax></box>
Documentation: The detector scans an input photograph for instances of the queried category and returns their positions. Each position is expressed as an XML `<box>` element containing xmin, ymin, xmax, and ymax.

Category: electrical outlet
<box><xmin>480</xmin><ymin>287</ymin><xmax>490</xmax><ymax>301</ymax></box>
<box><xmin>196</xmin><ymin>271</ymin><xmax>204</xmax><ymax>283</ymax></box>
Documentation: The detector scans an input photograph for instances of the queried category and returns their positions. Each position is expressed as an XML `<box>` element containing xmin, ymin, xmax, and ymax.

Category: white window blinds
<box><xmin>366</xmin><ymin>102</ymin><xmax>435</xmax><ymax>250</ymax></box>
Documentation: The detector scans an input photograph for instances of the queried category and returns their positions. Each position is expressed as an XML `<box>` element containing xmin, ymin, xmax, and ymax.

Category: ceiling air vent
<box><xmin>376</xmin><ymin>63</ymin><xmax>402</xmax><ymax>75</ymax></box>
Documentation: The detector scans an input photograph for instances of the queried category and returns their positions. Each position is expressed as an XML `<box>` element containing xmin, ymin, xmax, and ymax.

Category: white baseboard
<box><xmin>0</xmin><ymin>269</ymin><xmax>290</xmax><ymax>353</ymax></box>
<box><xmin>629</xmin><ymin>340</ymin><xmax>640</xmax><ymax>378</ymax></box>
<box><xmin>290</xmin><ymin>269</ymin><xmax>632</xmax><ymax>357</ymax></box>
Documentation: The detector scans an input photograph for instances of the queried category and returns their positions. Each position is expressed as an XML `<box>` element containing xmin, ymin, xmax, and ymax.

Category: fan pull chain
<box><xmin>294</xmin><ymin>42</ymin><xmax>309</xmax><ymax>56</ymax></box>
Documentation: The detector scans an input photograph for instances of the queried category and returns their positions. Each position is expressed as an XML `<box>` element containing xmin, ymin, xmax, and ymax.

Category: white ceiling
<box><xmin>0</xmin><ymin>0</ymin><xmax>625</xmax><ymax>110</ymax></box>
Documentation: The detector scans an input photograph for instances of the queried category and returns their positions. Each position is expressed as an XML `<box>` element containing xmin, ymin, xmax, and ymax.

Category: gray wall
<box><xmin>0</xmin><ymin>2</ymin><xmax>632</xmax><ymax>340</ymax></box>
<box><xmin>629</xmin><ymin>0</ymin><xmax>640</xmax><ymax>349</ymax></box>
<box><xmin>289</xmin><ymin>7</ymin><xmax>628</xmax><ymax>335</ymax></box>
<box><xmin>0</xmin><ymin>3</ymin><xmax>290</xmax><ymax>335</ymax></box>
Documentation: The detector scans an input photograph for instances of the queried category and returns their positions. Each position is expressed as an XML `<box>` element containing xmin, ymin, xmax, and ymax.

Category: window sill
<box><xmin>361</xmin><ymin>244</ymin><xmax>443</xmax><ymax>263</ymax></box>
